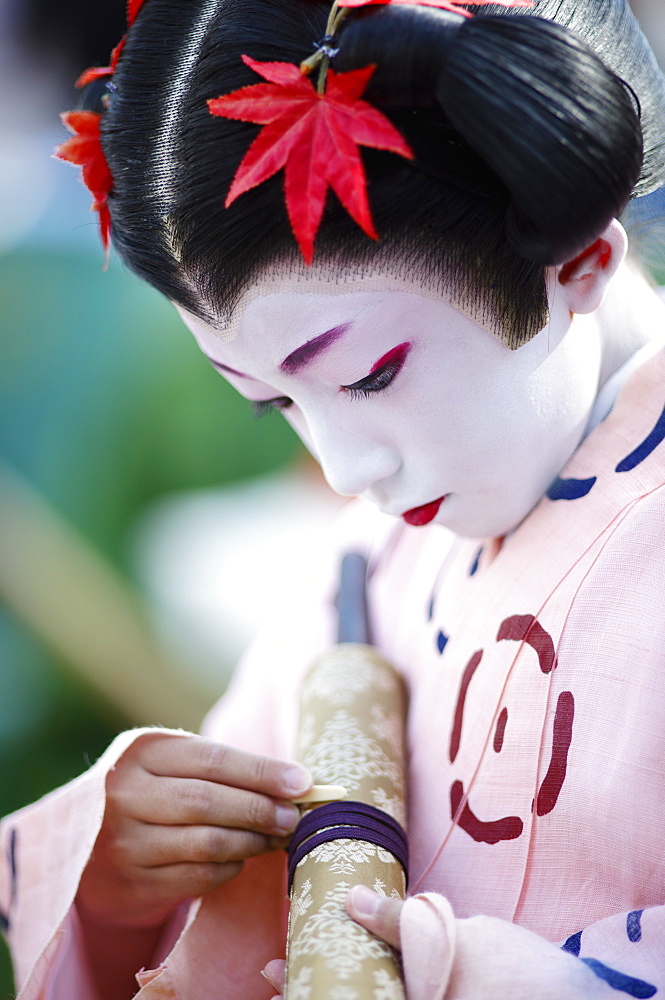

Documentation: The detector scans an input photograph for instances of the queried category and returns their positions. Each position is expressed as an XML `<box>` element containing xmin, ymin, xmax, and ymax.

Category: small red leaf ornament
<box><xmin>74</xmin><ymin>0</ymin><xmax>146</xmax><ymax>88</ymax></box>
<box><xmin>75</xmin><ymin>36</ymin><xmax>124</xmax><ymax>87</ymax></box>
<box><xmin>55</xmin><ymin>111</ymin><xmax>113</xmax><ymax>251</ymax></box>
<box><xmin>337</xmin><ymin>0</ymin><xmax>532</xmax><ymax>12</ymax></box>
<box><xmin>75</xmin><ymin>65</ymin><xmax>114</xmax><ymax>88</ymax></box>
<box><xmin>127</xmin><ymin>0</ymin><xmax>147</xmax><ymax>25</ymax></box>
<box><xmin>59</xmin><ymin>0</ymin><xmax>147</xmax><ymax>257</ymax></box>
<box><xmin>208</xmin><ymin>56</ymin><xmax>413</xmax><ymax>263</ymax></box>
<box><xmin>109</xmin><ymin>36</ymin><xmax>127</xmax><ymax>73</ymax></box>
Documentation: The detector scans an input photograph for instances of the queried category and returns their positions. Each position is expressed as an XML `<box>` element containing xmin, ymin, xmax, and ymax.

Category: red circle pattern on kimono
<box><xmin>448</xmin><ymin>615</ymin><xmax>574</xmax><ymax>844</ymax></box>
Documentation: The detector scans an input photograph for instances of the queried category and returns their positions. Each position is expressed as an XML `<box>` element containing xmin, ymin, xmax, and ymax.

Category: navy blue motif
<box><xmin>562</xmin><ymin>931</ymin><xmax>582</xmax><ymax>956</ymax></box>
<box><xmin>547</xmin><ymin>476</ymin><xmax>597</xmax><ymax>501</ymax></box>
<box><xmin>469</xmin><ymin>547</ymin><xmax>483</xmax><ymax>576</ymax></box>
<box><xmin>427</xmin><ymin>592</ymin><xmax>435</xmax><ymax>621</ymax></box>
<box><xmin>436</xmin><ymin>630</ymin><xmax>448</xmax><ymax>654</ymax></box>
<box><xmin>581</xmin><ymin>958</ymin><xmax>656</xmax><ymax>998</ymax></box>
<box><xmin>627</xmin><ymin>910</ymin><xmax>643</xmax><ymax>943</ymax></box>
<box><xmin>615</xmin><ymin>405</ymin><xmax>665</xmax><ymax>472</ymax></box>
<box><xmin>0</xmin><ymin>827</ymin><xmax>18</xmax><ymax>933</ymax></box>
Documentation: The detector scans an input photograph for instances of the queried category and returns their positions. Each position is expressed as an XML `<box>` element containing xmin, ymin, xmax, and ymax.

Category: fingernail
<box><xmin>349</xmin><ymin>885</ymin><xmax>380</xmax><ymax>916</ymax></box>
<box><xmin>284</xmin><ymin>765</ymin><xmax>312</xmax><ymax>796</ymax></box>
<box><xmin>275</xmin><ymin>803</ymin><xmax>299</xmax><ymax>834</ymax></box>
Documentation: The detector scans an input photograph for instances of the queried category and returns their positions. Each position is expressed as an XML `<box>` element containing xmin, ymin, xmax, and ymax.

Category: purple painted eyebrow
<box><xmin>279</xmin><ymin>323</ymin><xmax>352</xmax><ymax>375</ymax></box>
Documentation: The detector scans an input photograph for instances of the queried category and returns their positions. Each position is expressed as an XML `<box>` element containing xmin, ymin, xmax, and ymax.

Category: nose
<box><xmin>307</xmin><ymin>415</ymin><xmax>401</xmax><ymax>498</ymax></box>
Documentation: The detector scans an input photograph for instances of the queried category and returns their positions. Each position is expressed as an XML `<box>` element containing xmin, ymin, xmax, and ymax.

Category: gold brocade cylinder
<box><xmin>285</xmin><ymin>644</ymin><xmax>408</xmax><ymax>1000</ymax></box>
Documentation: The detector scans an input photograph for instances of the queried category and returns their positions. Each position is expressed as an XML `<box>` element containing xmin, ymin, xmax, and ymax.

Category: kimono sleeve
<box><xmin>400</xmin><ymin>894</ymin><xmax>662</xmax><ymax>999</ymax></box>
<box><xmin>0</xmin><ymin>727</ymin><xmax>193</xmax><ymax>1000</ymax></box>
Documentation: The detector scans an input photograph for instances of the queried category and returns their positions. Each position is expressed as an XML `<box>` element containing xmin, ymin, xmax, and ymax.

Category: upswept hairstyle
<box><xmin>95</xmin><ymin>0</ymin><xmax>665</xmax><ymax>347</ymax></box>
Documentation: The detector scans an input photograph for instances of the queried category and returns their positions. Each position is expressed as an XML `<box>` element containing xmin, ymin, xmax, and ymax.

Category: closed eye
<box><xmin>251</xmin><ymin>396</ymin><xmax>293</xmax><ymax>419</ymax></box>
<box><xmin>341</xmin><ymin>342</ymin><xmax>411</xmax><ymax>400</ymax></box>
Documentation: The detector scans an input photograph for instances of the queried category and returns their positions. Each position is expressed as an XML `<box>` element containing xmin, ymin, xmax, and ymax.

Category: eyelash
<box><xmin>341</xmin><ymin>342</ymin><xmax>411</xmax><ymax>400</ymax></box>
<box><xmin>250</xmin><ymin>343</ymin><xmax>410</xmax><ymax>418</ymax></box>
<box><xmin>251</xmin><ymin>397</ymin><xmax>293</xmax><ymax>419</ymax></box>
<box><xmin>342</xmin><ymin>357</ymin><xmax>405</xmax><ymax>400</ymax></box>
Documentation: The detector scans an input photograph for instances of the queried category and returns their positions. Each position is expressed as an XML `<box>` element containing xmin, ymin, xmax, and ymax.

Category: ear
<box><xmin>556</xmin><ymin>219</ymin><xmax>627</xmax><ymax>314</ymax></box>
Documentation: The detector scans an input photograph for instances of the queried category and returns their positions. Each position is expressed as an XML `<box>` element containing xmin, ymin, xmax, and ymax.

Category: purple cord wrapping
<box><xmin>287</xmin><ymin>801</ymin><xmax>408</xmax><ymax>893</ymax></box>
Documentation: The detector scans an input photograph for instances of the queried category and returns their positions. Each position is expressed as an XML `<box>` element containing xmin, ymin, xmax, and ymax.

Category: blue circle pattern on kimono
<box><xmin>547</xmin><ymin>404</ymin><xmax>665</xmax><ymax>500</ymax></box>
<box><xmin>563</xmin><ymin>921</ymin><xmax>655</xmax><ymax>999</ymax></box>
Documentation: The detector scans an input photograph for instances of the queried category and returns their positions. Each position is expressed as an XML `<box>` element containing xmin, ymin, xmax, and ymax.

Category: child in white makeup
<box><xmin>175</xmin><ymin>246</ymin><xmax>634</xmax><ymax>540</ymax></box>
<box><xmin>3</xmin><ymin>1</ymin><xmax>665</xmax><ymax>999</ymax></box>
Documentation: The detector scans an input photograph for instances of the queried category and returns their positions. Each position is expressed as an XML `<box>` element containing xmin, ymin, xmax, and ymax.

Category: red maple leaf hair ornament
<box><xmin>208</xmin><ymin>56</ymin><xmax>413</xmax><ymax>264</ymax></box>
<box><xmin>58</xmin><ymin>0</ymin><xmax>148</xmax><ymax>257</ymax></box>
<box><xmin>55</xmin><ymin>111</ymin><xmax>113</xmax><ymax>256</ymax></box>
<box><xmin>75</xmin><ymin>0</ymin><xmax>149</xmax><ymax>86</ymax></box>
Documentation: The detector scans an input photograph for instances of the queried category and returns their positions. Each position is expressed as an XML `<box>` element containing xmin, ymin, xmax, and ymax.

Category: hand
<box><xmin>260</xmin><ymin>887</ymin><xmax>402</xmax><ymax>999</ymax></box>
<box><xmin>76</xmin><ymin>733</ymin><xmax>312</xmax><ymax>930</ymax></box>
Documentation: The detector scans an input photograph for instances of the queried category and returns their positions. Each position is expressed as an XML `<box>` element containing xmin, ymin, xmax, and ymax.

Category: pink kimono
<box><xmin>2</xmin><ymin>348</ymin><xmax>664</xmax><ymax>999</ymax></box>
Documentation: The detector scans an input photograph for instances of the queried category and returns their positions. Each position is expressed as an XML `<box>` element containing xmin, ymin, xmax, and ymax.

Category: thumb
<box><xmin>346</xmin><ymin>885</ymin><xmax>403</xmax><ymax>950</ymax></box>
<box><xmin>261</xmin><ymin>959</ymin><xmax>286</xmax><ymax>994</ymax></box>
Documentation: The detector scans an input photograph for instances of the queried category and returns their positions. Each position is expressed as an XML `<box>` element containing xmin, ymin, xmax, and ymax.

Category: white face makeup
<box><xmin>176</xmin><ymin>277</ymin><xmax>603</xmax><ymax>538</ymax></box>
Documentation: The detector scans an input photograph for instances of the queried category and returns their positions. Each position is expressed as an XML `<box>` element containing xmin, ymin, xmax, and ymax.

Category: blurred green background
<box><xmin>0</xmin><ymin>249</ymin><xmax>302</xmax><ymax>996</ymax></box>
<box><xmin>0</xmin><ymin>0</ymin><xmax>663</xmax><ymax>995</ymax></box>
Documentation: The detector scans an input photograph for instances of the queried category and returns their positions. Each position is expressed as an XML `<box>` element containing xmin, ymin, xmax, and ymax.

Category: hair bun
<box><xmin>336</xmin><ymin>5</ymin><xmax>464</xmax><ymax>108</ymax></box>
<box><xmin>437</xmin><ymin>16</ymin><xmax>644</xmax><ymax>262</ymax></box>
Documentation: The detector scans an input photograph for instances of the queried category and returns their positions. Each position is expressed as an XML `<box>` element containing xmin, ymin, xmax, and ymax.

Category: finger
<box><xmin>132</xmin><ymin>824</ymin><xmax>281</xmax><ymax>867</ymax></box>
<box><xmin>135</xmin><ymin>859</ymin><xmax>245</xmax><ymax>900</ymax></box>
<box><xmin>113</xmin><ymin>772</ymin><xmax>301</xmax><ymax>835</ymax></box>
<box><xmin>89</xmin><ymin>814</ymin><xmax>279</xmax><ymax>871</ymax></box>
<box><xmin>261</xmin><ymin>960</ymin><xmax>286</xmax><ymax>992</ymax></box>
<box><xmin>136</xmin><ymin>736</ymin><xmax>312</xmax><ymax>800</ymax></box>
<box><xmin>346</xmin><ymin>886</ymin><xmax>403</xmax><ymax>951</ymax></box>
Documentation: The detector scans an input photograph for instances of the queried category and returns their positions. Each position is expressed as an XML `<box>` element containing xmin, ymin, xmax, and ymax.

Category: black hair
<box><xmin>98</xmin><ymin>0</ymin><xmax>665</xmax><ymax>347</ymax></box>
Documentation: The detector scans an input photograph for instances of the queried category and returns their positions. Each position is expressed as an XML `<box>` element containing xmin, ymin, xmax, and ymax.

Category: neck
<box><xmin>596</xmin><ymin>259</ymin><xmax>665</xmax><ymax>388</ymax></box>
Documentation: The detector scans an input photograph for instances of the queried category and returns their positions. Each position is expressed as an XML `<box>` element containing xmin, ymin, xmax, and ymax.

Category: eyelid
<box><xmin>206</xmin><ymin>361</ymin><xmax>291</xmax><ymax>418</ymax></box>
<box><xmin>341</xmin><ymin>341</ymin><xmax>411</xmax><ymax>393</ymax></box>
<box><xmin>206</xmin><ymin>356</ymin><xmax>248</xmax><ymax>379</ymax></box>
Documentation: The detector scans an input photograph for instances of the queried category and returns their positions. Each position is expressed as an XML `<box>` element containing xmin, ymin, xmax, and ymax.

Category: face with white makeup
<box><xmin>176</xmin><ymin>224</ymin><xmax>627</xmax><ymax>539</ymax></box>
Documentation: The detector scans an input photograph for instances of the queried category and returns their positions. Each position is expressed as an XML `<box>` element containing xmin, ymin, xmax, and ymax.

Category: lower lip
<box><xmin>402</xmin><ymin>496</ymin><xmax>447</xmax><ymax>526</ymax></box>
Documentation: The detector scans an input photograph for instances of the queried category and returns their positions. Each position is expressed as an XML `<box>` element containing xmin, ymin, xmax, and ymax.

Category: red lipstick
<box><xmin>402</xmin><ymin>496</ymin><xmax>446</xmax><ymax>526</ymax></box>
